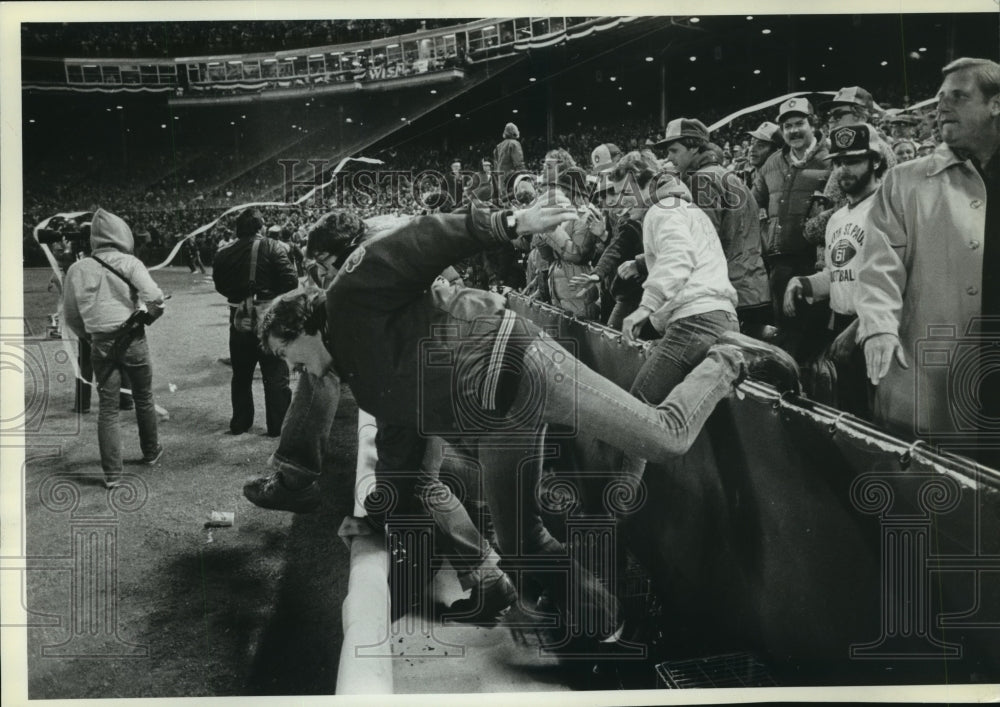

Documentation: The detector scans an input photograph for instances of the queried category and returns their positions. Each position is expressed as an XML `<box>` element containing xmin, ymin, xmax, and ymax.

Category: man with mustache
<box><xmin>857</xmin><ymin>57</ymin><xmax>1000</xmax><ymax>466</ymax></box>
<box><xmin>752</xmin><ymin>97</ymin><xmax>832</xmax><ymax>361</ymax></box>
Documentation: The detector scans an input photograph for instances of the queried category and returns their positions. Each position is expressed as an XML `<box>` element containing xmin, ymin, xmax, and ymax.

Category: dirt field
<box><xmin>20</xmin><ymin>267</ymin><xmax>359</xmax><ymax>698</ymax></box>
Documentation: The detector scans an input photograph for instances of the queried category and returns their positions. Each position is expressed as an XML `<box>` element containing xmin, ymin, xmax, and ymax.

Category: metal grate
<box><xmin>655</xmin><ymin>652</ymin><xmax>777</xmax><ymax>689</ymax></box>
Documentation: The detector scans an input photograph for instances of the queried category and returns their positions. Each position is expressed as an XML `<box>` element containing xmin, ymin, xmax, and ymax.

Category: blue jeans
<box><xmin>91</xmin><ymin>331</ymin><xmax>159</xmax><ymax>475</ymax></box>
<box><xmin>229</xmin><ymin>315</ymin><xmax>290</xmax><ymax>435</ymax></box>
<box><xmin>478</xmin><ymin>327</ymin><xmax>742</xmax><ymax>638</ymax></box>
<box><xmin>630</xmin><ymin>310</ymin><xmax>739</xmax><ymax>406</ymax></box>
<box><xmin>272</xmin><ymin>372</ymin><xmax>502</xmax><ymax>588</ymax></box>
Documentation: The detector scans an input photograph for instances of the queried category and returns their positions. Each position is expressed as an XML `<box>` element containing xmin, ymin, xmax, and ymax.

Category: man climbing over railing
<box><xmin>245</xmin><ymin>198</ymin><xmax>799</xmax><ymax>648</ymax></box>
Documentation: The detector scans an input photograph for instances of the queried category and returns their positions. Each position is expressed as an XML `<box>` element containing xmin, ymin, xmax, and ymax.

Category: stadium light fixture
<box><xmin>645</xmin><ymin>56</ymin><xmax>654</xmax><ymax>62</ymax></box>
<box><xmin>187</xmin><ymin>179</ymin><xmax>195</xmax><ymax>184</ymax></box>
<box><xmin>387</xmin><ymin>44</ymin><xmax>399</xmax><ymax>49</ymax></box>
<box><xmin>454</xmin><ymin>113</ymin><xmax>461</xmax><ymax>118</ymax></box>
<box><xmin>627</xmin><ymin>100</ymin><xmax>632</xmax><ymax>106</ymax></box>
<box><xmin>565</xmin><ymin>101</ymin><xmax>572</xmax><ymax>106</ymax></box>
<box><xmin>116</xmin><ymin>105</ymin><xmax>123</xmax><ymax>110</ymax></box>
<box><xmin>618</xmin><ymin>86</ymin><xmax>623</xmax><ymax>91</ymax></box>
<box><xmin>400</xmin><ymin>117</ymin><xmax>407</xmax><ymax>122</ymax></box>
<box><xmin>689</xmin><ymin>86</ymin><xmax>696</xmax><ymax>91</ymax></box>
<box><xmin>529</xmin><ymin>77</ymin><xmax>537</xmax><ymax>82</ymax></box>
<box><xmin>610</xmin><ymin>76</ymin><xmax>617</xmax><ymax>82</ymax></box>
<box><xmin>753</xmin><ymin>69</ymin><xmax>761</xmax><ymax>75</ymax></box>
<box><xmin>747</xmin><ymin>15</ymin><xmax>754</xmax><ymax>20</ymax></box>
<box><xmin>690</xmin><ymin>17</ymin><xmax>700</xmax><ymax>23</ymax></box>
<box><xmin>345</xmin><ymin>117</ymin><xmax>353</xmax><ymax>123</ymax></box>
<box><xmin>512</xmin><ymin>109</ymin><xmax>518</xmax><ymax>113</ymax></box>
<box><xmin>799</xmin><ymin>76</ymin><xmax>806</xmax><ymax>81</ymax></box>
<box><xmin>29</xmin><ymin>118</ymin><xmax>35</xmax><ymax>123</ymax></box>
<box><xmin>761</xmin><ymin>28</ymin><xmax>771</xmax><ymax>35</ymax></box>
<box><xmin>689</xmin><ymin>56</ymin><xmax>696</xmax><ymax>62</ymax></box>
<box><xmin>161</xmin><ymin>124</ymin><xmax>166</xmax><ymax>128</ymax></box>
<box><xmin>821</xmin><ymin>64</ymin><xmax>826</xmax><ymax>68</ymax></box>
<box><xmin>230</xmin><ymin>121</ymin><xmax>235</xmax><ymax>125</ymax></box>
<box><xmin>881</xmin><ymin>60</ymin><xmax>888</xmax><ymax>66</ymax></box>
<box><xmin>919</xmin><ymin>47</ymin><xmax>927</xmax><ymax>52</ymax></box>
<box><xmin>430</xmin><ymin>89</ymin><xmax>437</xmax><ymax>94</ymax></box>
<box><xmin>106</xmin><ymin>108</ymin><xmax>111</xmax><ymax>112</ymax></box>
<box><xmin>583</xmin><ymin>106</ymin><xmax>587</xmax><ymax>110</ymax></box>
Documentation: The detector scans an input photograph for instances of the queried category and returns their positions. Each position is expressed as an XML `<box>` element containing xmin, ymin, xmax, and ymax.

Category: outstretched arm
<box><xmin>346</xmin><ymin>201</ymin><xmax>577</xmax><ymax>312</ymax></box>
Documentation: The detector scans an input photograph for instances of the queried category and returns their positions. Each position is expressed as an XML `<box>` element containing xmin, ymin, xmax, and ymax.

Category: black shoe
<box><xmin>448</xmin><ymin>574</ymin><xmax>518</xmax><ymax>625</ymax></box>
<box><xmin>142</xmin><ymin>445</ymin><xmax>165</xmax><ymax>465</ymax></box>
<box><xmin>713</xmin><ymin>331</ymin><xmax>801</xmax><ymax>394</ymax></box>
<box><xmin>243</xmin><ymin>472</ymin><xmax>321</xmax><ymax>513</ymax></box>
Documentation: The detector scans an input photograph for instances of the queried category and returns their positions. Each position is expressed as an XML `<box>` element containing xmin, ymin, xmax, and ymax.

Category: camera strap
<box><xmin>91</xmin><ymin>255</ymin><xmax>139</xmax><ymax>304</ymax></box>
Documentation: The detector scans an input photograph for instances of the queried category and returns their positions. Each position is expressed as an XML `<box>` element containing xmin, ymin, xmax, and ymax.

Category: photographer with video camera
<box><xmin>62</xmin><ymin>208</ymin><xmax>166</xmax><ymax>488</ymax></box>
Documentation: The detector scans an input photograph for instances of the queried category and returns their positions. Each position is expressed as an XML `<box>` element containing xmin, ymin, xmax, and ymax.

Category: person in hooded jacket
<box><xmin>656</xmin><ymin>118</ymin><xmax>772</xmax><ymax>338</ymax></box>
<box><xmin>62</xmin><ymin>208</ymin><xmax>165</xmax><ymax>488</ymax></box>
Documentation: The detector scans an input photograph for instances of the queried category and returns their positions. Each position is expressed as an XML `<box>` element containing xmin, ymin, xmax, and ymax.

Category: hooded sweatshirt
<box><xmin>62</xmin><ymin>209</ymin><xmax>164</xmax><ymax>338</ymax></box>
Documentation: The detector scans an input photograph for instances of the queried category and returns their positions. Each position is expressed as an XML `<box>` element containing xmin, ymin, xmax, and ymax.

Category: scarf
<box><xmin>788</xmin><ymin>135</ymin><xmax>820</xmax><ymax>167</ymax></box>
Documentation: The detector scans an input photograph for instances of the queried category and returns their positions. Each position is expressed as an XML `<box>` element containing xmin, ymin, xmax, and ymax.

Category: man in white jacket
<box><xmin>615</xmin><ymin>152</ymin><xmax>743</xmax><ymax>408</ymax></box>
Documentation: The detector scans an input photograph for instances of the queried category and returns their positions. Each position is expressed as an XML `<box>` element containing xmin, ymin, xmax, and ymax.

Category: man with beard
<box><xmin>858</xmin><ymin>57</ymin><xmax>1000</xmax><ymax>466</ymax></box>
<box><xmin>753</xmin><ymin>98</ymin><xmax>831</xmax><ymax>361</ymax></box>
<box><xmin>784</xmin><ymin>124</ymin><xmax>887</xmax><ymax>417</ymax></box>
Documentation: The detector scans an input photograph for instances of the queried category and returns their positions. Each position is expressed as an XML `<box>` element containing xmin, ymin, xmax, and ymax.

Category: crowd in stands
<box><xmin>22</xmin><ymin>20</ymin><xmax>468</xmax><ymax>58</ymax></box>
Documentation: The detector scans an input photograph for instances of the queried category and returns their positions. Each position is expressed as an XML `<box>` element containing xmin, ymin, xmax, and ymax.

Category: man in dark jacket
<box><xmin>752</xmin><ymin>98</ymin><xmax>832</xmax><ymax>360</ymax></box>
<box><xmin>493</xmin><ymin>122</ymin><xmax>526</xmax><ymax>199</ymax></box>
<box><xmin>255</xmin><ymin>199</ymin><xmax>797</xmax><ymax>646</ymax></box>
<box><xmin>213</xmin><ymin>209</ymin><xmax>298</xmax><ymax>436</ymax></box>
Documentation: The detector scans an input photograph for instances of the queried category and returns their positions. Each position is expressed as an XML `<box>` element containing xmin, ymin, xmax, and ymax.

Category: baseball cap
<box><xmin>826</xmin><ymin>124</ymin><xmax>880</xmax><ymax>160</ymax></box>
<box><xmin>654</xmin><ymin>117</ymin><xmax>711</xmax><ymax>146</ymax></box>
<box><xmin>590</xmin><ymin>143</ymin><xmax>623</xmax><ymax>174</ymax></box>
<box><xmin>777</xmin><ymin>97</ymin><xmax>814</xmax><ymax>123</ymax></box>
<box><xmin>883</xmin><ymin>112</ymin><xmax>919</xmax><ymax>126</ymax></box>
<box><xmin>820</xmin><ymin>86</ymin><xmax>875</xmax><ymax>113</ymax></box>
<box><xmin>747</xmin><ymin>121</ymin><xmax>782</xmax><ymax>144</ymax></box>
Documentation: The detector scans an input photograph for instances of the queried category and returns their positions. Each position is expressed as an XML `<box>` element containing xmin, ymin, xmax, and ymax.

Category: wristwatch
<box><xmin>506</xmin><ymin>212</ymin><xmax>518</xmax><ymax>230</ymax></box>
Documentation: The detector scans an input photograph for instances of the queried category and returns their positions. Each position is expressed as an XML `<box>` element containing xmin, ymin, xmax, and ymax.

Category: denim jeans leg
<box><xmin>369</xmin><ymin>424</ymin><xmax>495</xmax><ymax>586</ymax></box>
<box><xmin>630</xmin><ymin>311</ymin><xmax>739</xmax><ymax>406</ymax></box>
<box><xmin>418</xmin><ymin>436</ymin><xmax>499</xmax><ymax>585</ymax></box>
<box><xmin>519</xmin><ymin>331</ymin><xmax>741</xmax><ymax>464</ymax></box>
<box><xmin>122</xmin><ymin>335</ymin><xmax>158</xmax><ymax>457</ymax></box>
<box><xmin>478</xmin><ymin>434</ymin><xmax>621</xmax><ymax>639</ymax></box>
<box><xmin>269</xmin><ymin>370</ymin><xmax>340</xmax><ymax>484</ymax></box>
<box><xmin>259</xmin><ymin>350</ymin><xmax>291</xmax><ymax>436</ymax></box>
<box><xmin>91</xmin><ymin>339</ymin><xmax>123</xmax><ymax>474</ymax></box>
<box><xmin>229</xmin><ymin>324</ymin><xmax>257</xmax><ymax>433</ymax></box>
